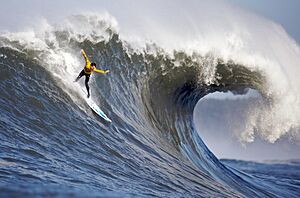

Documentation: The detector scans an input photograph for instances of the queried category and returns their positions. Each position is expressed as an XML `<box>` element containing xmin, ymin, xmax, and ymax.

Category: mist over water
<box><xmin>194</xmin><ymin>90</ymin><xmax>300</xmax><ymax>161</ymax></box>
<box><xmin>0</xmin><ymin>0</ymin><xmax>300</xmax><ymax>197</ymax></box>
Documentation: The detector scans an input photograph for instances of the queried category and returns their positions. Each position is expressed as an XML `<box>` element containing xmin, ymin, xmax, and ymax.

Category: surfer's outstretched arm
<box><xmin>81</xmin><ymin>49</ymin><xmax>91</xmax><ymax>66</ymax></box>
<box><xmin>94</xmin><ymin>68</ymin><xmax>110</xmax><ymax>74</ymax></box>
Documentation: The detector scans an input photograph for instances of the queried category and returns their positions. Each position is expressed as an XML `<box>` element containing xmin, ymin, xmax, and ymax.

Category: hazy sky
<box><xmin>0</xmin><ymin>0</ymin><xmax>299</xmax><ymax>45</ymax></box>
<box><xmin>228</xmin><ymin>0</ymin><xmax>300</xmax><ymax>44</ymax></box>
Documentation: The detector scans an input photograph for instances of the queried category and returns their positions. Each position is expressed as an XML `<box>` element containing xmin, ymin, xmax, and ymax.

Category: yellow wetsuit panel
<box><xmin>82</xmin><ymin>50</ymin><xmax>105</xmax><ymax>74</ymax></box>
<box><xmin>93</xmin><ymin>68</ymin><xmax>105</xmax><ymax>74</ymax></box>
<box><xmin>82</xmin><ymin>50</ymin><xmax>92</xmax><ymax>74</ymax></box>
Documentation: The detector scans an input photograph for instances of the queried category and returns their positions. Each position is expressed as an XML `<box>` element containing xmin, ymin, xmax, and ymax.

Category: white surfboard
<box><xmin>81</xmin><ymin>88</ymin><xmax>112</xmax><ymax>122</ymax></box>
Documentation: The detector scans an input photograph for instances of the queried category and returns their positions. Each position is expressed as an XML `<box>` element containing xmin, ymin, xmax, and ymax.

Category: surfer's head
<box><xmin>91</xmin><ymin>62</ymin><xmax>96</xmax><ymax>69</ymax></box>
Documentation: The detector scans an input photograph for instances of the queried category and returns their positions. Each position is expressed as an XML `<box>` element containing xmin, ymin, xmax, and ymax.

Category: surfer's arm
<box><xmin>81</xmin><ymin>49</ymin><xmax>91</xmax><ymax>66</ymax></box>
<box><xmin>94</xmin><ymin>68</ymin><xmax>110</xmax><ymax>74</ymax></box>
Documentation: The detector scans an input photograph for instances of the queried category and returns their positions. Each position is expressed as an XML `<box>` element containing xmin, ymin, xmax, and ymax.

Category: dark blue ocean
<box><xmin>0</xmin><ymin>11</ymin><xmax>300</xmax><ymax>198</ymax></box>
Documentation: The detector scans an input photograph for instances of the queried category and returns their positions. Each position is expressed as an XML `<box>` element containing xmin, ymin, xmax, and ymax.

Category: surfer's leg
<box><xmin>85</xmin><ymin>74</ymin><xmax>90</xmax><ymax>98</ymax></box>
<box><xmin>75</xmin><ymin>70</ymin><xmax>85</xmax><ymax>82</ymax></box>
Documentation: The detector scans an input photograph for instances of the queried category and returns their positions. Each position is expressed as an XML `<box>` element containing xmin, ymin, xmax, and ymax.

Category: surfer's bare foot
<box><xmin>87</xmin><ymin>93</ymin><xmax>90</xmax><ymax>98</ymax></box>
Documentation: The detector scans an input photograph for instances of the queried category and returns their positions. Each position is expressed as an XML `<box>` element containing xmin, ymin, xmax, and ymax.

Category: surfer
<box><xmin>75</xmin><ymin>49</ymin><xmax>109</xmax><ymax>98</ymax></box>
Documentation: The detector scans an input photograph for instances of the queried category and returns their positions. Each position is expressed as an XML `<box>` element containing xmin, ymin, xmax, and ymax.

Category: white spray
<box><xmin>1</xmin><ymin>0</ymin><xmax>300</xmax><ymax>144</ymax></box>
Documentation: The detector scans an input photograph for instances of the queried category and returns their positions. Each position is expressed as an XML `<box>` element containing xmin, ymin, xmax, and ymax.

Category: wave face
<box><xmin>1</xmin><ymin>8</ymin><xmax>300</xmax><ymax>198</ymax></box>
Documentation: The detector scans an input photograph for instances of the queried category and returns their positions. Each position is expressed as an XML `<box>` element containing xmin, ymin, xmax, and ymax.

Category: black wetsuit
<box><xmin>75</xmin><ymin>70</ymin><xmax>91</xmax><ymax>97</ymax></box>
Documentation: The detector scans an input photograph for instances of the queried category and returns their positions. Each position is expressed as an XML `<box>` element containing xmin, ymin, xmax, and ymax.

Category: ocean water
<box><xmin>0</xmin><ymin>2</ymin><xmax>300</xmax><ymax>197</ymax></box>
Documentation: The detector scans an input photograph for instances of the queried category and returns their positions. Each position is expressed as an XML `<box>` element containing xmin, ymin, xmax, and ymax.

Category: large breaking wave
<box><xmin>0</xmin><ymin>3</ymin><xmax>300</xmax><ymax>197</ymax></box>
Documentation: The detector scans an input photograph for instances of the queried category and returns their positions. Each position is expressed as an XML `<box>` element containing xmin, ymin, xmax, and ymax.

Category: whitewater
<box><xmin>0</xmin><ymin>0</ymin><xmax>299</xmax><ymax>197</ymax></box>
